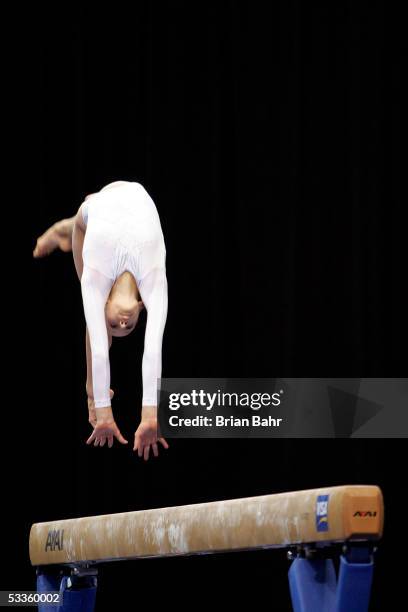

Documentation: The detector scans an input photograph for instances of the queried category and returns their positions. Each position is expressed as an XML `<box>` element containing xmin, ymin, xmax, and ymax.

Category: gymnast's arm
<box><xmin>80</xmin><ymin>266</ymin><xmax>113</xmax><ymax>409</ymax></box>
<box><xmin>133</xmin><ymin>266</ymin><xmax>169</xmax><ymax>459</ymax></box>
<box><xmin>139</xmin><ymin>266</ymin><xmax>168</xmax><ymax>415</ymax></box>
<box><xmin>72</xmin><ymin>205</ymin><xmax>113</xmax><ymax>400</ymax></box>
<box><xmin>81</xmin><ymin>267</ymin><xmax>128</xmax><ymax>446</ymax></box>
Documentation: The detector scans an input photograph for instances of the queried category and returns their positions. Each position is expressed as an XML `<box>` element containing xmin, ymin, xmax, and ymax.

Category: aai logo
<box><xmin>316</xmin><ymin>495</ymin><xmax>329</xmax><ymax>532</ymax></box>
<box><xmin>45</xmin><ymin>529</ymin><xmax>64</xmax><ymax>552</ymax></box>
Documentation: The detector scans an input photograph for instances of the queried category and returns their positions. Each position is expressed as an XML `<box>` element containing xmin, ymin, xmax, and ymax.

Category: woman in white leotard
<box><xmin>33</xmin><ymin>180</ymin><xmax>169</xmax><ymax>460</ymax></box>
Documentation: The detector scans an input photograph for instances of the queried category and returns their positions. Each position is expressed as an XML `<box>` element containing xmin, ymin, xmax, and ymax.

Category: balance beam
<box><xmin>29</xmin><ymin>485</ymin><xmax>383</xmax><ymax>566</ymax></box>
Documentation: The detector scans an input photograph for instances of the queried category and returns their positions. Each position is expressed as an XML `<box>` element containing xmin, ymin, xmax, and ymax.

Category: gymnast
<box><xmin>33</xmin><ymin>180</ymin><xmax>169</xmax><ymax>460</ymax></box>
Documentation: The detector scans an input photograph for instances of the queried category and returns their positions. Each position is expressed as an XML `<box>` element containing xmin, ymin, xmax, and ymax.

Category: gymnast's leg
<box><xmin>33</xmin><ymin>193</ymin><xmax>96</xmax><ymax>258</ymax></box>
<box><xmin>33</xmin><ymin>216</ymin><xmax>75</xmax><ymax>257</ymax></box>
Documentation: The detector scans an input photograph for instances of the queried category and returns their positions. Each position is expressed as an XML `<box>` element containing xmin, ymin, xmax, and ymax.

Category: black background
<box><xmin>3</xmin><ymin>2</ymin><xmax>407</xmax><ymax>610</ymax></box>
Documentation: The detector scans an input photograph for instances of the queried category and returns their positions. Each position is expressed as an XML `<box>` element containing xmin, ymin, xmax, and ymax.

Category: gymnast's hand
<box><xmin>87</xmin><ymin>389</ymin><xmax>115</xmax><ymax>429</ymax></box>
<box><xmin>86</xmin><ymin>406</ymin><xmax>128</xmax><ymax>448</ymax></box>
<box><xmin>33</xmin><ymin>217</ymin><xmax>75</xmax><ymax>258</ymax></box>
<box><xmin>133</xmin><ymin>407</ymin><xmax>169</xmax><ymax>460</ymax></box>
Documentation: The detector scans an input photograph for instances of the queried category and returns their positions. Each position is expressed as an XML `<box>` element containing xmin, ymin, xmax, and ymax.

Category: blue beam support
<box><xmin>37</xmin><ymin>569</ymin><xmax>97</xmax><ymax>612</ymax></box>
<box><xmin>288</xmin><ymin>547</ymin><xmax>374</xmax><ymax>612</ymax></box>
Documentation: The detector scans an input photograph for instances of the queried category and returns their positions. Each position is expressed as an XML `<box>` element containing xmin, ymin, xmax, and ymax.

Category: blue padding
<box><xmin>335</xmin><ymin>555</ymin><xmax>374</xmax><ymax>612</ymax></box>
<box><xmin>289</xmin><ymin>558</ymin><xmax>337</xmax><ymax>612</ymax></box>
<box><xmin>37</xmin><ymin>573</ymin><xmax>97</xmax><ymax>612</ymax></box>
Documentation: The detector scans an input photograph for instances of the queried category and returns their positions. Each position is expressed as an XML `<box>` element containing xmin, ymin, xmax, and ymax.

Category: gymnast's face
<box><xmin>105</xmin><ymin>298</ymin><xmax>143</xmax><ymax>337</ymax></box>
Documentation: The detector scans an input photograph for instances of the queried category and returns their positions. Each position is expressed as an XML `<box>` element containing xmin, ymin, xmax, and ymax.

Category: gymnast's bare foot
<box><xmin>33</xmin><ymin>217</ymin><xmax>75</xmax><ymax>258</ymax></box>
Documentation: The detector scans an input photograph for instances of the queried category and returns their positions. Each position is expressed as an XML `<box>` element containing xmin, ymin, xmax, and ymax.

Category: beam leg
<box><xmin>288</xmin><ymin>557</ymin><xmax>337</xmax><ymax>612</ymax></box>
<box><xmin>334</xmin><ymin>552</ymin><xmax>374</xmax><ymax>612</ymax></box>
<box><xmin>37</xmin><ymin>567</ymin><xmax>97</xmax><ymax>612</ymax></box>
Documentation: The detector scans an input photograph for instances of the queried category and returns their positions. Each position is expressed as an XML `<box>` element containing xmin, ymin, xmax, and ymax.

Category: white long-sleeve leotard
<box><xmin>79</xmin><ymin>180</ymin><xmax>168</xmax><ymax>408</ymax></box>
